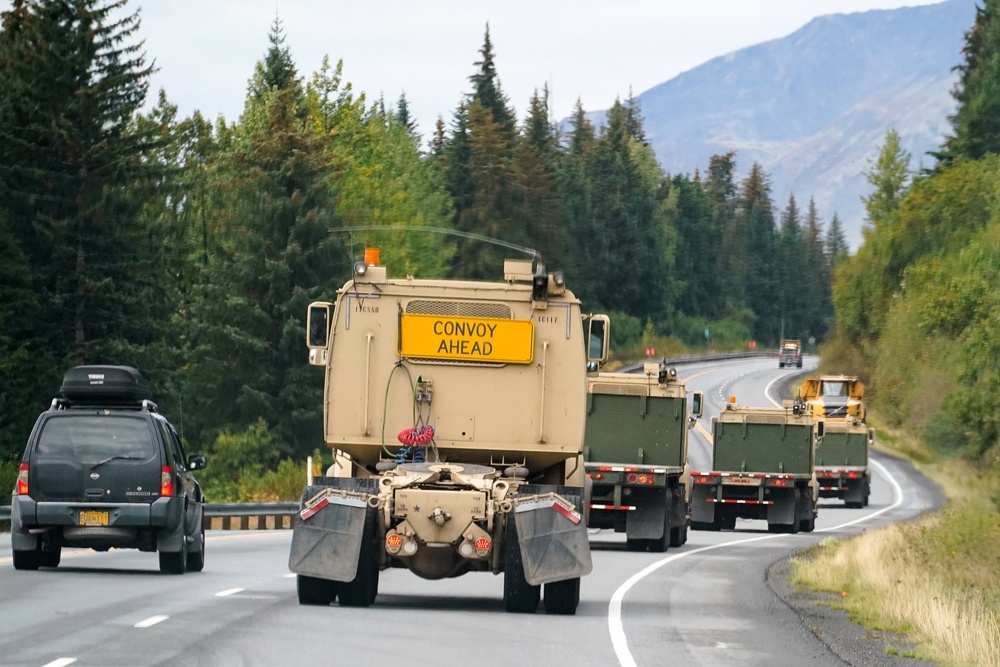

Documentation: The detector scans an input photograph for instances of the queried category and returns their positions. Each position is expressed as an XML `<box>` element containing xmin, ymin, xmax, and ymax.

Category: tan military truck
<box><xmin>691</xmin><ymin>398</ymin><xmax>820</xmax><ymax>533</ymax></box>
<box><xmin>289</xmin><ymin>248</ymin><xmax>607</xmax><ymax>615</ymax></box>
<box><xmin>584</xmin><ymin>362</ymin><xmax>703</xmax><ymax>552</ymax></box>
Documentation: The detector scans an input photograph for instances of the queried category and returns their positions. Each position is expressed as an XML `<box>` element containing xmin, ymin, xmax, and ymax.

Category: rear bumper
<box><xmin>12</xmin><ymin>495</ymin><xmax>183</xmax><ymax>531</ymax></box>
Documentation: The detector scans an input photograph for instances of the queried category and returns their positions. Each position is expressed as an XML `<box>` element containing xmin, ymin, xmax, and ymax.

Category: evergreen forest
<box><xmin>4</xmin><ymin>0</ymin><xmax>994</xmax><ymax>489</ymax></box>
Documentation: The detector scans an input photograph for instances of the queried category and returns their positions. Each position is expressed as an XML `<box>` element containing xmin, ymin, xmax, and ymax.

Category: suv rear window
<box><xmin>36</xmin><ymin>415</ymin><xmax>156</xmax><ymax>461</ymax></box>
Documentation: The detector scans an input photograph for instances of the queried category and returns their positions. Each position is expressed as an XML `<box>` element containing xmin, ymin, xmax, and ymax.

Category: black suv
<box><xmin>10</xmin><ymin>365</ymin><xmax>208</xmax><ymax>574</ymax></box>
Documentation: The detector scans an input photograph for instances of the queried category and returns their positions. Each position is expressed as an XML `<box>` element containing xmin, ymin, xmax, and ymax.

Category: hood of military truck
<box><xmin>27</xmin><ymin>412</ymin><xmax>163</xmax><ymax>503</ymax></box>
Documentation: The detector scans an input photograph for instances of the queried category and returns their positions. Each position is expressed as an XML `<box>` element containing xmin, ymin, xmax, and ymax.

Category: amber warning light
<box><xmin>364</xmin><ymin>247</ymin><xmax>380</xmax><ymax>266</ymax></box>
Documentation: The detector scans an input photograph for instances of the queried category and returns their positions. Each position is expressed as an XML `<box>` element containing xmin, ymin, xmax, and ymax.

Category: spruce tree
<box><xmin>941</xmin><ymin>0</ymin><xmax>1000</xmax><ymax>162</ymax></box>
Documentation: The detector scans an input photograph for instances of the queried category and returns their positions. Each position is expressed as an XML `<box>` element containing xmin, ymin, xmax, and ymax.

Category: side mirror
<box><xmin>586</xmin><ymin>314</ymin><xmax>610</xmax><ymax>363</ymax></box>
<box><xmin>188</xmin><ymin>454</ymin><xmax>208</xmax><ymax>471</ymax></box>
<box><xmin>815</xmin><ymin>419</ymin><xmax>825</xmax><ymax>440</ymax></box>
<box><xmin>691</xmin><ymin>391</ymin><xmax>704</xmax><ymax>419</ymax></box>
<box><xmin>307</xmin><ymin>303</ymin><xmax>330</xmax><ymax>348</ymax></box>
<box><xmin>868</xmin><ymin>428</ymin><xmax>875</xmax><ymax>445</ymax></box>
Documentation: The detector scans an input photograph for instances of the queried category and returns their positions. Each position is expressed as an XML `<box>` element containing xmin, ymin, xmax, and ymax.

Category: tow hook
<box><xmin>428</xmin><ymin>507</ymin><xmax>452</xmax><ymax>526</ymax></box>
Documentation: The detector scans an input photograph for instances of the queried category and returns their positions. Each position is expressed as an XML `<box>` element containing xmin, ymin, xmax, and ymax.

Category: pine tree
<box><xmin>862</xmin><ymin>128</ymin><xmax>911</xmax><ymax>235</ymax></box>
<box><xmin>252</xmin><ymin>14</ymin><xmax>296</xmax><ymax>101</ymax></box>
<box><xmin>469</xmin><ymin>24</ymin><xmax>516</xmax><ymax>142</ymax></box>
<box><xmin>825</xmin><ymin>212</ymin><xmax>849</xmax><ymax>263</ymax></box>
<box><xmin>394</xmin><ymin>91</ymin><xmax>419</xmax><ymax>138</ymax></box>
<box><xmin>941</xmin><ymin>0</ymin><xmax>1000</xmax><ymax>162</ymax></box>
<box><xmin>188</xmin><ymin>22</ymin><xmax>346</xmax><ymax>456</ymax></box>
<box><xmin>739</xmin><ymin>163</ymin><xmax>780</xmax><ymax>342</ymax></box>
<box><xmin>0</xmin><ymin>0</ymin><xmax>167</xmax><ymax>452</ymax></box>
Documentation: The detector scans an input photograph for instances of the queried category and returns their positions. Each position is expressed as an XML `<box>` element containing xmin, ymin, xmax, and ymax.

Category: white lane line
<box><xmin>134</xmin><ymin>615</ymin><xmax>169</xmax><ymax>628</ymax></box>
<box><xmin>609</xmin><ymin>428</ymin><xmax>905</xmax><ymax>666</ymax></box>
<box><xmin>41</xmin><ymin>659</ymin><xmax>77</xmax><ymax>667</ymax></box>
<box><xmin>284</xmin><ymin>573</ymin><xmax>296</xmax><ymax>578</ymax></box>
<box><xmin>215</xmin><ymin>588</ymin><xmax>244</xmax><ymax>597</ymax></box>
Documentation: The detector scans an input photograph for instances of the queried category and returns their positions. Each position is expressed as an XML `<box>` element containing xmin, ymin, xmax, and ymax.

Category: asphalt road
<box><xmin>0</xmin><ymin>357</ymin><xmax>944</xmax><ymax>667</ymax></box>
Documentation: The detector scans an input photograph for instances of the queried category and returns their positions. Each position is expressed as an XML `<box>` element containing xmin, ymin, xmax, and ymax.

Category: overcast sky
<box><xmin>8</xmin><ymin>1</ymin><xmax>946</xmax><ymax>135</ymax></box>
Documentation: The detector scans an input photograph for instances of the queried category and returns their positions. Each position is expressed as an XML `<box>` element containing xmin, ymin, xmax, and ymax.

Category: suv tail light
<box><xmin>16</xmin><ymin>463</ymin><xmax>28</xmax><ymax>495</ymax></box>
<box><xmin>160</xmin><ymin>465</ymin><xmax>174</xmax><ymax>497</ymax></box>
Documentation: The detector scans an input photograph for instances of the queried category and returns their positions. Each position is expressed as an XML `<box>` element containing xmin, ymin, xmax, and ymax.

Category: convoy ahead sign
<box><xmin>398</xmin><ymin>314</ymin><xmax>534</xmax><ymax>363</ymax></box>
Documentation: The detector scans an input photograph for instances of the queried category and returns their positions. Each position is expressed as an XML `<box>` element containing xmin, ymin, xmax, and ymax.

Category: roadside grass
<box><xmin>791</xmin><ymin>436</ymin><xmax>1000</xmax><ymax>667</ymax></box>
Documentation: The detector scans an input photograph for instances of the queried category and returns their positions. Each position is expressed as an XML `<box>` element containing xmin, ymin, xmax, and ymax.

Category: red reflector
<box><xmin>627</xmin><ymin>474</ymin><xmax>638</xmax><ymax>483</ymax></box>
<box><xmin>386</xmin><ymin>534</ymin><xmax>403</xmax><ymax>548</ymax></box>
<box><xmin>594</xmin><ymin>473</ymin><xmax>603</xmax><ymax>480</ymax></box>
<box><xmin>16</xmin><ymin>463</ymin><xmax>28</xmax><ymax>495</ymax></box>
<box><xmin>160</xmin><ymin>465</ymin><xmax>173</xmax><ymax>497</ymax></box>
<box><xmin>475</xmin><ymin>538</ymin><xmax>490</xmax><ymax>550</ymax></box>
<box><xmin>848</xmin><ymin>472</ymin><xmax>859</xmax><ymax>479</ymax></box>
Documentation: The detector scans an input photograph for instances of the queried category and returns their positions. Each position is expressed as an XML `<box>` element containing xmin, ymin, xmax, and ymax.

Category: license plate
<box><xmin>79</xmin><ymin>510</ymin><xmax>109</xmax><ymax>526</ymax></box>
<box><xmin>723</xmin><ymin>477</ymin><xmax>762</xmax><ymax>487</ymax></box>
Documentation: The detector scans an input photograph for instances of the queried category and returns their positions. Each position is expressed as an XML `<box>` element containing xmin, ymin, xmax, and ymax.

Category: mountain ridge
<box><xmin>612</xmin><ymin>0</ymin><xmax>977</xmax><ymax>248</ymax></box>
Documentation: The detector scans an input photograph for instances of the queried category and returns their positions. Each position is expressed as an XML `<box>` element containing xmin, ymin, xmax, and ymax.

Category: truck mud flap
<box><xmin>288</xmin><ymin>485</ymin><xmax>372</xmax><ymax>582</ymax></box>
<box><xmin>513</xmin><ymin>494</ymin><xmax>592</xmax><ymax>586</ymax></box>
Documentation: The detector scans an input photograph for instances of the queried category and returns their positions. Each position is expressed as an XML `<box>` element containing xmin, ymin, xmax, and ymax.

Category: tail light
<box><xmin>160</xmin><ymin>465</ymin><xmax>174</xmax><ymax>497</ymax></box>
<box><xmin>16</xmin><ymin>463</ymin><xmax>28</xmax><ymax>495</ymax></box>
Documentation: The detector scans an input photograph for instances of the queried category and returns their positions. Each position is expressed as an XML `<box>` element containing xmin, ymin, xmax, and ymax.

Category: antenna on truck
<box><xmin>333</xmin><ymin>225</ymin><xmax>542</xmax><ymax>271</ymax></box>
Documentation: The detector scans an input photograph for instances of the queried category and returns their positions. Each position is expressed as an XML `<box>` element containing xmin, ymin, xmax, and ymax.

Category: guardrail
<box><xmin>0</xmin><ymin>502</ymin><xmax>299</xmax><ymax>533</ymax></box>
<box><xmin>616</xmin><ymin>350</ymin><xmax>778</xmax><ymax>374</ymax></box>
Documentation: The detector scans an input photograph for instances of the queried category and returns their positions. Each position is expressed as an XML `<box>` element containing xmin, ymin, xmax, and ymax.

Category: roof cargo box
<box><xmin>60</xmin><ymin>365</ymin><xmax>153</xmax><ymax>405</ymax></box>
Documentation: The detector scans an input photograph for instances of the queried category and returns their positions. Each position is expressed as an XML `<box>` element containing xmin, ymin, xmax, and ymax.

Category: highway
<box><xmin>0</xmin><ymin>357</ymin><xmax>942</xmax><ymax>667</ymax></box>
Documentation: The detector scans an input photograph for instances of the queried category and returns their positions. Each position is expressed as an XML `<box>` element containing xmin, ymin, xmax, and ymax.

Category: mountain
<box><xmin>623</xmin><ymin>0</ymin><xmax>976</xmax><ymax>249</ymax></box>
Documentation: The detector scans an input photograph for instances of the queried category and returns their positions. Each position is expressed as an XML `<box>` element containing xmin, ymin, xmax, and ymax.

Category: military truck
<box><xmin>798</xmin><ymin>375</ymin><xmax>865</xmax><ymax>421</ymax></box>
<box><xmin>690</xmin><ymin>398</ymin><xmax>820</xmax><ymax>533</ymax></box>
<box><xmin>289</xmin><ymin>248</ymin><xmax>607</xmax><ymax>615</ymax></box>
<box><xmin>815</xmin><ymin>418</ymin><xmax>873</xmax><ymax>508</ymax></box>
<box><xmin>778</xmin><ymin>339</ymin><xmax>802</xmax><ymax>368</ymax></box>
<box><xmin>584</xmin><ymin>362</ymin><xmax>703</xmax><ymax>552</ymax></box>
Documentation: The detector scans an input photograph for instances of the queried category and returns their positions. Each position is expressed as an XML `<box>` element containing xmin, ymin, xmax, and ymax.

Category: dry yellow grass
<box><xmin>792</xmin><ymin>453</ymin><xmax>1000</xmax><ymax>667</ymax></box>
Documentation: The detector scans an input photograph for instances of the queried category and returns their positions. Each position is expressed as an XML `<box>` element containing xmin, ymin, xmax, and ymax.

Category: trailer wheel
<box><xmin>503</xmin><ymin>515</ymin><xmax>540</xmax><ymax>613</ymax></box>
<box><xmin>339</xmin><ymin>509</ymin><xmax>378</xmax><ymax>607</ymax></box>
<box><xmin>626</xmin><ymin>538</ymin><xmax>648</xmax><ymax>552</ymax></box>
<box><xmin>669</xmin><ymin>524</ymin><xmax>688</xmax><ymax>548</ymax></box>
<box><xmin>543</xmin><ymin>577</ymin><xmax>581</xmax><ymax>615</ymax></box>
<box><xmin>297</xmin><ymin>574</ymin><xmax>336</xmax><ymax>606</ymax></box>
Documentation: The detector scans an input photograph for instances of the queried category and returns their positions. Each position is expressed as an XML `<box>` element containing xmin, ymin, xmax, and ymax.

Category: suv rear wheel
<box><xmin>186</xmin><ymin>524</ymin><xmax>205</xmax><ymax>572</ymax></box>
<box><xmin>159</xmin><ymin>546</ymin><xmax>187</xmax><ymax>574</ymax></box>
<box><xmin>12</xmin><ymin>548</ymin><xmax>40</xmax><ymax>571</ymax></box>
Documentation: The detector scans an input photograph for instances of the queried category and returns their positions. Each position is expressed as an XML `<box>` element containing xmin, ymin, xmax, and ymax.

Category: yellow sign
<box><xmin>398</xmin><ymin>314</ymin><xmax>534</xmax><ymax>363</ymax></box>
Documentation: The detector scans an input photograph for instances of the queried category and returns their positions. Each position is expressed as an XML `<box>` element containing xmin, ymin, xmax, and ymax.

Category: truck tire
<box><xmin>503</xmin><ymin>515</ymin><xmax>540</xmax><ymax>613</ymax></box>
<box><xmin>543</xmin><ymin>577</ymin><xmax>581</xmax><ymax>615</ymax></box>
<box><xmin>339</xmin><ymin>509</ymin><xmax>378</xmax><ymax>607</ymax></box>
<box><xmin>297</xmin><ymin>574</ymin><xmax>336</xmax><ymax>605</ymax></box>
<box><xmin>649</xmin><ymin>509</ymin><xmax>671</xmax><ymax>553</ymax></box>
<box><xmin>40</xmin><ymin>545</ymin><xmax>61</xmax><ymax>568</ymax></box>
<box><xmin>626</xmin><ymin>538</ymin><xmax>648</xmax><ymax>552</ymax></box>
<box><xmin>159</xmin><ymin>547</ymin><xmax>187</xmax><ymax>575</ymax></box>
<box><xmin>669</xmin><ymin>524</ymin><xmax>688</xmax><ymax>548</ymax></box>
